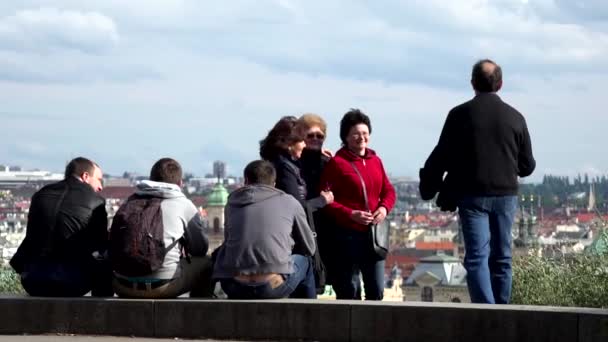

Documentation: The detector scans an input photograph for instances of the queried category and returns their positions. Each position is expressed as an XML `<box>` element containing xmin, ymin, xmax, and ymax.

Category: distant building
<box><xmin>213</xmin><ymin>161</ymin><xmax>226</xmax><ymax>181</ymax></box>
<box><xmin>403</xmin><ymin>253</ymin><xmax>469</xmax><ymax>303</ymax></box>
<box><xmin>103</xmin><ymin>178</ymin><xmax>132</xmax><ymax>187</ymax></box>
<box><xmin>0</xmin><ymin>168</ymin><xmax>63</xmax><ymax>189</ymax></box>
<box><xmin>205</xmin><ymin>183</ymin><xmax>229</xmax><ymax>251</ymax></box>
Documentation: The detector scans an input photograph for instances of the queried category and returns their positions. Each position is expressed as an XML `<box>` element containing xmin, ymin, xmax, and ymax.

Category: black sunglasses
<box><xmin>306</xmin><ymin>133</ymin><xmax>325</xmax><ymax>140</ymax></box>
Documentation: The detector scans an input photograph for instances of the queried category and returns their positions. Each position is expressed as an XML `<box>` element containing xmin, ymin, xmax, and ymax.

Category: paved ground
<box><xmin>0</xmin><ymin>337</ymin><xmax>254</xmax><ymax>342</ymax></box>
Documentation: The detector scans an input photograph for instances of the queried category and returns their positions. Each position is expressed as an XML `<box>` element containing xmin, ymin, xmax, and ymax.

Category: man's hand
<box><xmin>351</xmin><ymin>210</ymin><xmax>373</xmax><ymax>225</ymax></box>
<box><xmin>372</xmin><ymin>206</ymin><xmax>387</xmax><ymax>224</ymax></box>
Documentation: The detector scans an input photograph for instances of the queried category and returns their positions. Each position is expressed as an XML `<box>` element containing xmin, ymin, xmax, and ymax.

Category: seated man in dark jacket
<box><xmin>213</xmin><ymin>160</ymin><xmax>317</xmax><ymax>299</ymax></box>
<box><xmin>10</xmin><ymin>157</ymin><xmax>113</xmax><ymax>297</ymax></box>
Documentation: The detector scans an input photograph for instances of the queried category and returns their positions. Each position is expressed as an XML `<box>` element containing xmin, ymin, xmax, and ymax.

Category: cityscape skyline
<box><xmin>2</xmin><ymin>1</ymin><xmax>608</xmax><ymax>180</ymax></box>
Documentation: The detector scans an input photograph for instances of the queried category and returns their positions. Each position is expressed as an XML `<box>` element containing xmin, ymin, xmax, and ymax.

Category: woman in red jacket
<box><xmin>319</xmin><ymin>109</ymin><xmax>396</xmax><ymax>300</ymax></box>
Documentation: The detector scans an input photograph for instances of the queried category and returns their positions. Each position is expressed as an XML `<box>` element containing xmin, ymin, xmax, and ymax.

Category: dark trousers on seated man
<box><xmin>112</xmin><ymin>256</ymin><xmax>214</xmax><ymax>298</ymax></box>
<box><xmin>220</xmin><ymin>255</ymin><xmax>316</xmax><ymax>299</ymax></box>
<box><xmin>21</xmin><ymin>257</ymin><xmax>113</xmax><ymax>297</ymax></box>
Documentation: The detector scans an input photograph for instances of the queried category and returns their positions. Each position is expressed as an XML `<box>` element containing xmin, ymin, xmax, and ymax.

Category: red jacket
<box><xmin>319</xmin><ymin>147</ymin><xmax>396</xmax><ymax>231</ymax></box>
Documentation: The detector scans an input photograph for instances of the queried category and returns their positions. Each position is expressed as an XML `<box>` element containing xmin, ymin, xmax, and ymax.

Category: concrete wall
<box><xmin>403</xmin><ymin>285</ymin><xmax>470</xmax><ymax>303</ymax></box>
<box><xmin>0</xmin><ymin>296</ymin><xmax>606</xmax><ymax>342</ymax></box>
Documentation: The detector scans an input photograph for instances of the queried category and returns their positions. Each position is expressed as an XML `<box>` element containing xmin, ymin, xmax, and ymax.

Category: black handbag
<box><xmin>305</xmin><ymin>203</ymin><xmax>327</xmax><ymax>294</ymax></box>
<box><xmin>350</xmin><ymin>162</ymin><xmax>390</xmax><ymax>260</ymax></box>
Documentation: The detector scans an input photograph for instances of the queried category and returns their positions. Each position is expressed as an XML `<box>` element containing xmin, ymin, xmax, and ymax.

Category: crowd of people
<box><xmin>10</xmin><ymin>59</ymin><xmax>535</xmax><ymax>304</ymax></box>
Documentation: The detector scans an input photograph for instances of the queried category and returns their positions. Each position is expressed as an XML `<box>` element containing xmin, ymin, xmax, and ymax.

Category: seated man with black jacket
<box><xmin>213</xmin><ymin>160</ymin><xmax>317</xmax><ymax>299</ymax></box>
<box><xmin>10</xmin><ymin>157</ymin><xmax>113</xmax><ymax>297</ymax></box>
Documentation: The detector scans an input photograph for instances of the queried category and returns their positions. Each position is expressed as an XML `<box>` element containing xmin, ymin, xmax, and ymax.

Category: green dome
<box><xmin>206</xmin><ymin>183</ymin><xmax>229</xmax><ymax>207</ymax></box>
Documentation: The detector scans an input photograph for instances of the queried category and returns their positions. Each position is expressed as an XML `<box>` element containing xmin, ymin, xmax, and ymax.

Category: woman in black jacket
<box><xmin>260</xmin><ymin>116</ymin><xmax>334</xmax><ymax>294</ymax></box>
<box><xmin>295</xmin><ymin>113</ymin><xmax>345</xmax><ymax>291</ymax></box>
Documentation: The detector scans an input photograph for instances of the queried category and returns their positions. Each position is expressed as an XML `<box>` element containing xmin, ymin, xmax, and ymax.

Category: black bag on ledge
<box><xmin>305</xmin><ymin>204</ymin><xmax>326</xmax><ymax>294</ymax></box>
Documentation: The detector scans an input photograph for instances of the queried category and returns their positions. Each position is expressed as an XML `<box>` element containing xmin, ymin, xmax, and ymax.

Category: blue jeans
<box><xmin>332</xmin><ymin>229</ymin><xmax>385</xmax><ymax>301</ymax></box>
<box><xmin>458</xmin><ymin>195</ymin><xmax>518</xmax><ymax>304</ymax></box>
<box><xmin>220</xmin><ymin>254</ymin><xmax>316</xmax><ymax>299</ymax></box>
<box><xmin>21</xmin><ymin>258</ymin><xmax>113</xmax><ymax>297</ymax></box>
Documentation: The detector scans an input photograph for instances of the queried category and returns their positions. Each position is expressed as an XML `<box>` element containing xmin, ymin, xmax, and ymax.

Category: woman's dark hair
<box><xmin>339</xmin><ymin>108</ymin><xmax>372</xmax><ymax>145</ymax></box>
<box><xmin>259</xmin><ymin>116</ymin><xmax>305</xmax><ymax>160</ymax></box>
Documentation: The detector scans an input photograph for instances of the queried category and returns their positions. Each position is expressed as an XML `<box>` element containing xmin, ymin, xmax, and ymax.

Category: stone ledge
<box><xmin>0</xmin><ymin>296</ymin><xmax>606</xmax><ymax>342</ymax></box>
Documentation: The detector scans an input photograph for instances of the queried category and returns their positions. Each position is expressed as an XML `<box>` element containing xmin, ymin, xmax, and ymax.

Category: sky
<box><xmin>1</xmin><ymin>0</ymin><xmax>608</xmax><ymax>181</ymax></box>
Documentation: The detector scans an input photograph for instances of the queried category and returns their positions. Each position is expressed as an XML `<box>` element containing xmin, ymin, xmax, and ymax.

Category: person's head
<box><xmin>259</xmin><ymin>116</ymin><xmax>306</xmax><ymax>160</ymax></box>
<box><xmin>65</xmin><ymin>157</ymin><xmax>103</xmax><ymax>192</ymax></box>
<box><xmin>150</xmin><ymin>158</ymin><xmax>183</xmax><ymax>186</ymax></box>
<box><xmin>471</xmin><ymin>59</ymin><xmax>502</xmax><ymax>93</ymax></box>
<box><xmin>298</xmin><ymin>113</ymin><xmax>327</xmax><ymax>151</ymax></box>
<box><xmin>339</xmin><ymin>108</ymin><xmax>372</xmax><ymax>156</ymax></box>
<box><xmin>243</xmin><ymin>160</ymin><xmax>276</xmax><ymax>186</ymax></box>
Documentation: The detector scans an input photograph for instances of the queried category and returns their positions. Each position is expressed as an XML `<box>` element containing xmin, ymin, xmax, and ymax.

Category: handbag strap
<box><xmin>349</xmin><ymin>161</ymin><xmax>370</xmax><ymax>212</ymax></box>
<box><xmin>42</xmin><ymin>181</ymin><xmax>70</xmax><ymax>255</ymax></box>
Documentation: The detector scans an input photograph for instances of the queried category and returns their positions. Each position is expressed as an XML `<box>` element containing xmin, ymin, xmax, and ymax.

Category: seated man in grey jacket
<box><xmin>111</xmin><ymin>158</ymin><xmax>213</xmax><ymax>298</ymax></box>
<box><xmin>213</xmin><ymin>160</ymin><xmax>317</xmax><ymax>299</ymax></box>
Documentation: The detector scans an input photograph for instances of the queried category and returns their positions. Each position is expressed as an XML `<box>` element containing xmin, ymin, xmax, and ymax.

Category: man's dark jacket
<box><xmin>10</xmin><ymin>177</ymin><xmax>108</xmax><ymax>273</ymax></box>
<box><xmin>420</xmin><ymin>93</ymin><xmax>536</xmax><ymax>205</ymax></box>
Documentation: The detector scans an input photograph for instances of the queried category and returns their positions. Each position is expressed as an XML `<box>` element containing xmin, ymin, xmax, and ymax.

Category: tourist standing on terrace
<box><xmin>297</xmin><ymin>113</ymin><xmax>345</xmax><ymax>292</ymax></box>
<box><xmin>319</xmin><ymin>109</ymin><xmax>396</xmax><ymax>300</ymax></box>
<box><xmin>419</xmin><ymin>59</ymin><xmax>536</xmax><ymax>304</ymax></box>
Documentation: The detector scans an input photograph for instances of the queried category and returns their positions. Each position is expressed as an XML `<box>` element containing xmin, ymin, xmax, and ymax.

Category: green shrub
<box><xmin>0</xmin><ymin>266</ymin><xmax>24</xmax><ymax>294</ymax></box>
<box><xmin>512</xmin><ymin>254</ymin><xmax>608</xmax><ymax>308</ymax></box>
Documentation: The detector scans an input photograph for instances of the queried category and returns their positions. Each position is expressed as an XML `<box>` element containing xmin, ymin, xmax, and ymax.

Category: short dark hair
<box><xmin>150</xmin><ymin>158</ymin><xmax>183</xmax><ymax>185</ymax></box>
<box><xmin>259</xmin><ymin>116</ymin><xmax>305</xmax><ymax>161</ymax></box>
<box><xmin>244</xmin><ymin>160</ymin><xmax>276</xmax><ymax>186</ymax></box>
<box><xmin>471</xmin><ymin>59</ymin><xmax>502</xmax><ymax>93</ymax></box>
<box><xmin>339</xmin><ymin>108</ymin><xmax>372</xmax><ymax>145</ymax></box>
<box><xmin>64</xmin><ymin>157</ymin><xmax>97</xmax><ymax>179</ymax></box>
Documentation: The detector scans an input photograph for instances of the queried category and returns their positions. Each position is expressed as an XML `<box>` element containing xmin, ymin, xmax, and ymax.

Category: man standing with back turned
<box><xmin>420</xmin><ymin>59</ymin><xmax>535</xmax><ymax>304</ymax></box>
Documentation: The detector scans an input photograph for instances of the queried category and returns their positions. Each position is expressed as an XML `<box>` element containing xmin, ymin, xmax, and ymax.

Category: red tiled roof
<box><xmin>190</xmin><ymin>196</ymin><xmax>207</xmax><ymax>208</ymax></box>
<box><xmin>415</xmin><ymin>241</ymin><xmax>455</xmax><ymax>250</ymax></box>
<box><xmin>386</xmin><ymin>255</ymin><xmax>420</xmax><ymax>266</ymax></box>
<box><xmin>576</xmin><ymin>213</ymin><xmax>594</xmax><ymax>223</ymax></box>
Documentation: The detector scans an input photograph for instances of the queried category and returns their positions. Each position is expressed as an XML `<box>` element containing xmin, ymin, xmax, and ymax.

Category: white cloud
<box><xmin>0</xmin><ymin>8</ymin><xmax>119</xmax><ymax>54</ymax></box>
